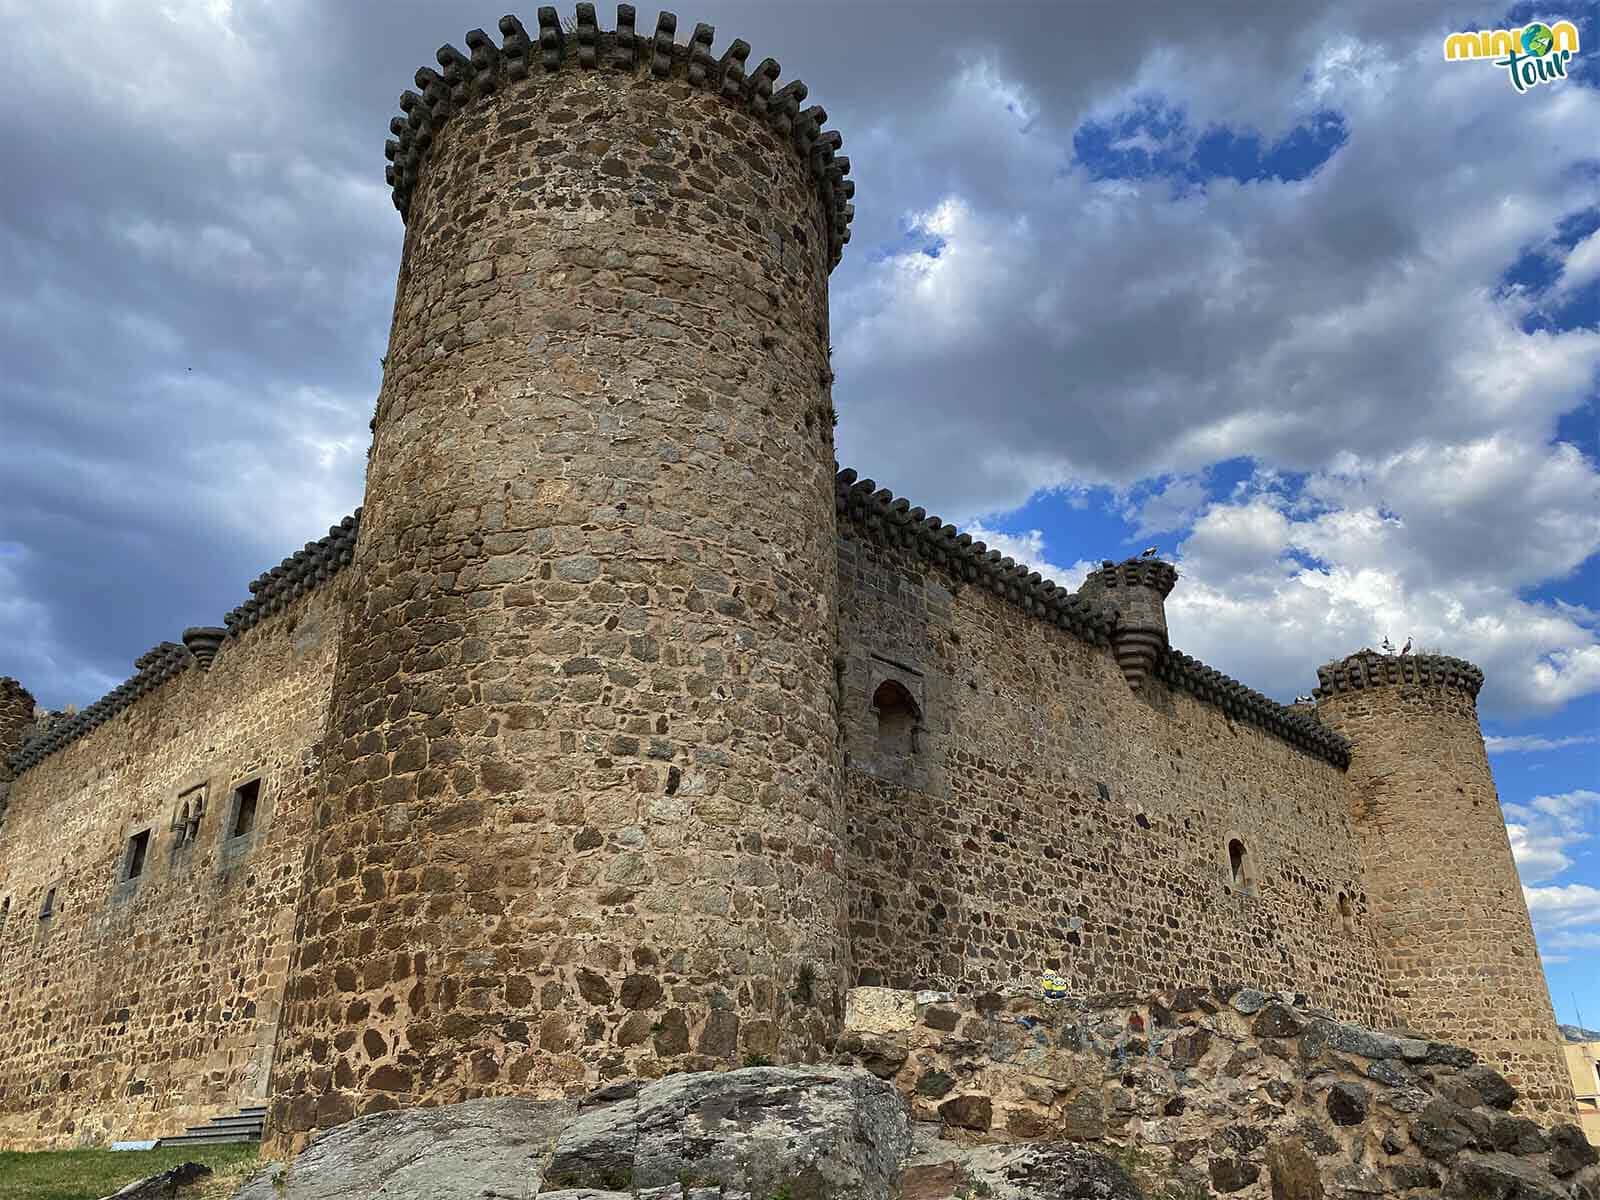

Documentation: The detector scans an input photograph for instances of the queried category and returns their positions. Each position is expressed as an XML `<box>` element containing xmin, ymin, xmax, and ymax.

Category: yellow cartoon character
<box><xmin>1040</xmin><ymin>970</ymin><xmax>1069</xmax><ymax>1000</ymax></box>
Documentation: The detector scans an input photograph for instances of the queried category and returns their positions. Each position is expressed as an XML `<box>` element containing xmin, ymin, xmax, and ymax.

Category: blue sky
<box><xmin>1</xmin><ymin>2</ymin><xmax>1596</xmax><ymax>1025</ymax></box>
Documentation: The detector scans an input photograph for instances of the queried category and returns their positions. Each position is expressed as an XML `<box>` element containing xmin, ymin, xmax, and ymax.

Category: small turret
<box><xmin>1077</xmin><ymin>556</ymin><xmax>1178</xmax><ymax>690</ymax></box>
<box><xmin>0</xmin><ymin>677</ymin><xmax>36</xmax><ymax>779</ymax></box>
<box><xmin>181</xmin><ymin>627</ymin><xmax>227</xmax><ymax>671</ymax></box>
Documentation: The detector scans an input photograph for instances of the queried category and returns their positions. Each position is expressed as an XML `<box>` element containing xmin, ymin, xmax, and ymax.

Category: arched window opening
<box><xmin>1226</xmin><ymin>838</ymin><xmax>1257</xmax><ymax>895</ymax></box>
<box><xmin>872</xmin><ymin>679</ymin><xmax>920</xmax><ymax>758</ymax></box>
<box><xmin>1338</xmin><ymin>891</ymin><xmax>1354</xmax><ymax>933</ymax></box>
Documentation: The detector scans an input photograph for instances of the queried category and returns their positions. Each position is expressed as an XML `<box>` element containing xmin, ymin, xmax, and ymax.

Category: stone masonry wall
<box><xmin>837</xmin><ymin>531</ymin><xmax>1396</xmax><ymax>1026</ymax></box>
<box><xmin>267</xmin><ymin>23</ymin><xmax>850</xmax><ymax>1154</ymax></box>
<box><xmin>838</xmin><ymin>985</ymin><xmax>1600</xmax><ymax>1199</ymax></box>
<box><xmin>1316</xmin><ymin>669</ymin><xmax>1578</xmax><ymax>1120</ymax></box>
<box><xmin>0</xmin><ymin>584</ymin><xmax>341</xmax><ymax>1149</ymax></box>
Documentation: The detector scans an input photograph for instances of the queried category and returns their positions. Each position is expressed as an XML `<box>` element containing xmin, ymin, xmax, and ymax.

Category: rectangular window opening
<box><xmin>231</xmin><ymin>779</ymin><xmax>261</xmax><ymax>839</ymax></box>
<box><xmin>40</xmin><ymin>887</ymin><xmax>56</xmax><ymax>919</ymax></box>
<box><xmin>125</xmin><ymin>830</ymin><xmax>150</xmax><ymax>880</ymax></box>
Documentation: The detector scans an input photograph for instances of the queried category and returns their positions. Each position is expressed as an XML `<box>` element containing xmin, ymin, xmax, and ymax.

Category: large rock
<box><xmin>548</xmin><ymin>1067</ymin><xmax>912</xmax><ymax>1198</ymax></box>
<box><xmin>242</xmin><ymin>1069</ymin><xmax>912</xmax><ymax>1200</ymax></box>
<box><xmin>101</xmin><ymin>1162</ymin><xmax>212</xmax><ymax>1200</ymax></box>
<box><xmin>233</xmin><ymin>1097</ymin><xmax>575</xmax><ymax>1200</ymax></box>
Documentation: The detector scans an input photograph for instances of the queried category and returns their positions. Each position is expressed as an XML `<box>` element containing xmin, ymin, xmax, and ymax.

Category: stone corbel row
<box><xmin>8</xmin><ymin>642</ymin><xmax>195</xmax><ymax>775</ymax></box>
<box><xmin>1154</xmin><ymin>649</ymin><xmax>1352</xmax><ymax>767</ymax></box>
<box><xmin>1313</xmin><ymin>650</ymin><xmax>1484</xmax><ymax>700</ymax></box>
<box><xmin>833</xmin><ymin>468</ymin><xmax>1116</xmax><ymax>647</ymax></box>
<box><xmin>383</xmin><ymin>7</ymin><xmax>855</xmax><ymax>268</ymax></box>
<box><xmin>224</xmin><ymin>512</ymin><xmax>361</xmax><ymax>638</ymax></box>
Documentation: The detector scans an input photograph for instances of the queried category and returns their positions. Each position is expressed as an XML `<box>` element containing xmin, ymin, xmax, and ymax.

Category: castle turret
<box><xmin>0</xmin><ymin>678</ymin><xmax>33</xmax><ymax>773</ymax></box>
<box><xmin>0</xmin><ymin>678</ymin><xmax>34</xmax><ymax>825</ymax></box>
<box><xmin>1314</xmin><ymin>650</ymin><xmax>1577</xmax><ymax>1119</ymax></box>
<box><xmin>267</xmin><ymin>8</ymin><xmax>854</xmax><ymax>1152</ymax></box>
<box><xmin>1077</xmin><ymin>557</ymin><xmax>1178</xmax><ymax>689</ymax></box>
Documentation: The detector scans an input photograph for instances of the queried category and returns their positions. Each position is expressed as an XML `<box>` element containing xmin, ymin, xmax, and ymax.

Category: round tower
<box><xmin>1076</xmin><ymin>556</ymin><xmax>1178</xmax><ymax>689</ymax></box>
<box><xmin>267</xmin><ymin>7</ymin><xmax>854</xmax><ymax>1151</ymax></box>
<box><xmin>0</xmin><ymin>678</ymin><xmax>34</xmax><ymax>770</ymax></box>
<box><xmin>1314</xmin><ymin>650</ymin><xmax>1577</xmax><ymax>1120</ymax></box>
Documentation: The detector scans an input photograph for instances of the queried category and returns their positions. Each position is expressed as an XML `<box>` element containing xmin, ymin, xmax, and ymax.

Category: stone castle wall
<box><xmin>265</xmin><ymin>17</ymin><xmax>854</xmax><ymax>1155</ymax></box>
<box><xmin>0</xmin><ymin>585</ymin><xmax>341</xmax><ymax>1149</ymax></box>
<box><xmin>836</xmin><ymin>529</ymin><xmax>1398</xmax><ymax>1027</ymax></box>
<box><xmin>1316</xmin><ymin>656</ymin><xmax>1578</xmax><ymax>1119</ymax></box>
<box><xmin>0</xmin><ymin>6</ymin><xmax>1574</xmax><ymax>1161</ymax></box>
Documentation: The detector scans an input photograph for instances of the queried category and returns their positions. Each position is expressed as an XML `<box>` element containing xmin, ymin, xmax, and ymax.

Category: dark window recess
<box><xmin>40</xmin><ymin>888</ymin><xmax>56</xmax><ymax>918</ymax></box>
<box><xmin>1338</xmin><ymin>891</ymin><xmax>1354</xmax><ymax>933</ymax></box>
<box><xmin>231</xmin><ymin>780</ymin><xmax>261</xmax><ymax>838</ymax></box>
<box><xmin>1227</xmin><ymin>838</ymin><xmax>1257</xmax><ymax>894</ymax></box>
<box><xmin>125</xmin><ymin>830</ymin><xmax>150</xmax><ymax>880</ymax></box>
<box><xmin>872</xmin><ymin>679</ymin><xmax>920</xmax><ymax>756</ymax></box>
<box><xmin>0</xmin><ymin>897</ymin><xmax>9</xmax><ymax>925</ymax></box>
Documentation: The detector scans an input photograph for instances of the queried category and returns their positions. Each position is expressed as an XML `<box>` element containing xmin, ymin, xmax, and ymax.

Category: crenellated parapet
<box><xmin>8</xmin><ymin>642</ymin><xmax>191</xmax><ymax>775</ymax></box>
<box><xmin>834</xmin><ymin>468</ymin><xmax>1115</xmax><ymax>646</ymax></box>
<box><xmin>1154</xmin><ymin>650</ymin><xmax>1351</xmax><ymax>767</ymax></box>
<box><xmin>384</xmin><ymin>6</ymin><xmax>855</xmax><ymax>268</ymax></box>
<box><xmin>1081</xmin><ymin>556</ymin><xmax>1179</xmax><ymax>597</ymax></box>
<box><xmin>224</xmin><ymin>512</ymin><xmax>359</xmax><ymax>638</ymax></box>
<box><xmin>1313</xmin><ymin>650</ymin><xmax>1484</xmax><ymax>700</ymax></box>
<box><xmin>4</xmin><ymin>515</ymin><xmax>361</xmax><ymax>777</ymax></box>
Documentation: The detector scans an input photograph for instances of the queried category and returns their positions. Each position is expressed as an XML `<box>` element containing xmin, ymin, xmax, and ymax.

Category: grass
<box><xmin>0</xmin><ymin>1144</ymin><xmax>263</xmax><ymax>1200</ymax></box>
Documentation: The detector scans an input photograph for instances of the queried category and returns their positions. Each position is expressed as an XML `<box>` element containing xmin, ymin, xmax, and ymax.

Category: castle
<box><xmin>0</xmin><ymin>6</ymin><xmax>1577</xmax><ymax>1156</ymax></box>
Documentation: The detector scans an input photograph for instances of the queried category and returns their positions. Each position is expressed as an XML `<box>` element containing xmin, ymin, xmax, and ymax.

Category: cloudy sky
<box><xmin>2</xmin><ymin>1</ymin><xmax>1596</xmax><ymax>1024</ymax></box>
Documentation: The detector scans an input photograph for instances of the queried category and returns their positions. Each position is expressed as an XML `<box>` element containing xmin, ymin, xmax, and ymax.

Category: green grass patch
<box><xmin>0</xmin><ymin>1143</ymin><xmax>261</xmax><ymax>1200</ymax></box>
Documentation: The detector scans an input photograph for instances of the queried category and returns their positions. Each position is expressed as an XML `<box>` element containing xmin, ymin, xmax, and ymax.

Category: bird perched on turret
<box><xmin>1141</xmin><ymin>546</ymin><xmax>1159</xmax><ymax>558</ymax></box>
<box><xmin>1401</xmin><ymin>637</ymin><xmax>1412</xmax><ymax>656</ymax></box>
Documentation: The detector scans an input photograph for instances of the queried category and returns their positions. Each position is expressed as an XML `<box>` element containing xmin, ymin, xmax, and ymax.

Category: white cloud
<box><xmin>1487</xmin><ymin>734</ymin><xmax>1600</xmax><ymax>754</ymax></box>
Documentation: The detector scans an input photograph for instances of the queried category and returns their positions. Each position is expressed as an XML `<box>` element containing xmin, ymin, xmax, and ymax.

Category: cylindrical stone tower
<box><xmin>1315</xmin><ymin>650</ymin><xmax>1577</xmax><ymax>1120</ymax></box>
<box><xmin>267</xmin><ymin>7</ymin><xmax>854</xmax><ymax>1152</ymax></box>
<box><xmin>1076</xmin><ymin>557</ymin><xmax>1178</xmax><ymax>690</ymax></box>
<box><xmin>0</xmin><ymin>678</ymin><xmax>34</xmax><ymax>769</ymax></box>
<box><xmin>0</xmin><ymin>678</ymin><xmax>33</xmax><ymax>826</ymax></box>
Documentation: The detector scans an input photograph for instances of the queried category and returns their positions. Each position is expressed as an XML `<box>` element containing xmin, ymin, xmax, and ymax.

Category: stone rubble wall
<box><xmin>837</xmin><ymin>985</ymin><xmax>1600</xmax><ymax>1198</ymax></box>
<box><xmin>0</xmin><ymin>584</ymin><xmax>343</xmax><ymax>1149</ymax></box>
<box><xmin>836</xmin><ymin>530</ymin><xmax>1395</xmax><ymax>1024</ymax></box>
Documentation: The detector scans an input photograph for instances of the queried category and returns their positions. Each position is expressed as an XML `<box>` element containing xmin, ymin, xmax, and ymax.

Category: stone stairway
<box><xmin>153</xmin><ymin>1105</ymin><xmax>266</xmax><ymax>1148</ymax></box>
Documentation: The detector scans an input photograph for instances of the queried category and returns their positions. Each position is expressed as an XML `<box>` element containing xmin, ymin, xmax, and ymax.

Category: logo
<box><xmin>1443</xmin><ymin>19</ymin><xmax>1581</xmax><ymax>92</ymax></box>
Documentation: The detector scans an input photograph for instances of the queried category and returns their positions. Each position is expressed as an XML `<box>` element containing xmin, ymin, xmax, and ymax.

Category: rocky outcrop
<box><xmin>835</xmin><ymin>985</ymin><xmax>1600</xmax><ymax>1198</ymax></box>
<box><xmin>238</xmin><ymin>1069</ymin><xmax>914</xmax><ymax>1200</ymax></box>
<box><xmin>232</xmin><ymin>989</ymin><xmax>1600</xmax><ymax>1198</ymax></box>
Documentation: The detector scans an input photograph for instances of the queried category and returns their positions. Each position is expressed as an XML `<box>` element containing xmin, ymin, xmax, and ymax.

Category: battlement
<box><xmin>834</xmin><ymin>467</ymin><xmax>1114</xmax><ymax>644</ymax></box>
<box><xmin>1083</xmin><ymin>555</ymin><xmax>1180</xmax><ymax>597</ymax></box>
<box><xmin>224</xmin><ymin>513</ymin><xmax>358</xmax><ymax>638</ymax></box>
<box><xmin>5</xmin><ymin>515</ymin><xmax>360</xmax><ymax>777</ymax></box>
<box><xmin>385</xmin><ymin>6</ymin><xmax>855</xmax><ymax>268</ymax></box>
<box><xmin>834</xmin><ymin>467</ymin><xmax>1351</xmax><ymax>767</ymax></box>
<box><xmin>1314</xmin><ymin>649</ymin><xmax>1485</xmax><ymax>700</ymax></box>
<box><xmin>1155</xmin><ymin>649</ymin><xmax>1351</xmax><ymax>767</ymax></box>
